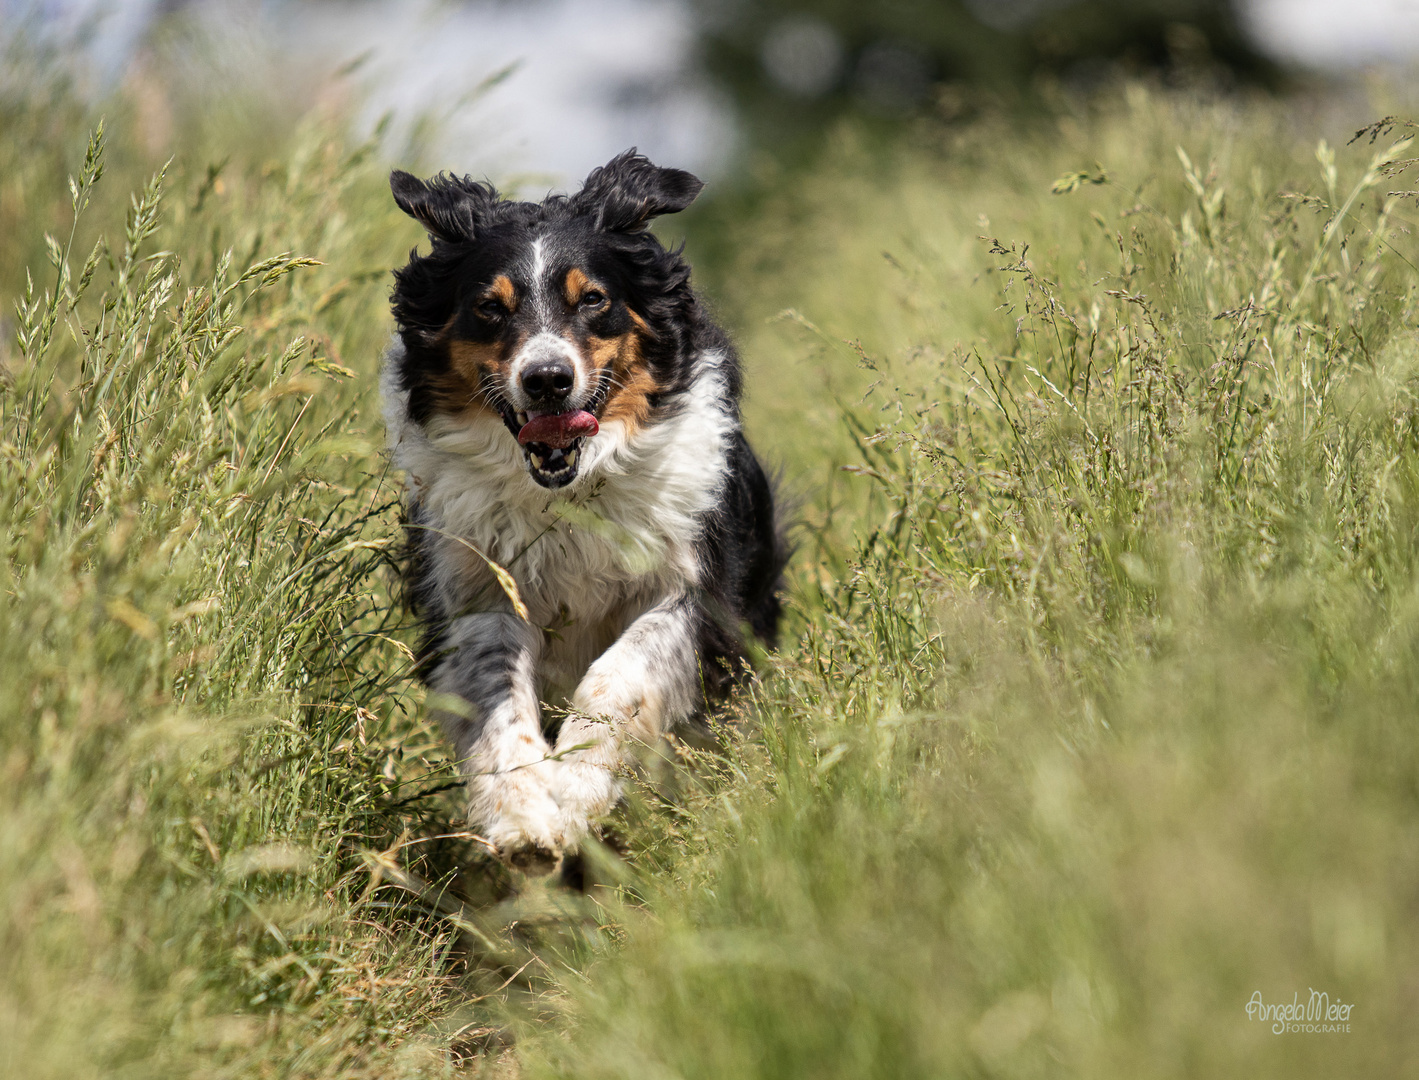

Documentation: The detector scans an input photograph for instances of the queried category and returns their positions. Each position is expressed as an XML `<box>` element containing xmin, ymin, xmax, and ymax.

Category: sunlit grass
<box><xmin>522</xmin><ymin>94</ymin><xmax>1419</xmax><ymax>1077</ymax></box>
<box><xmin>0</xmin><ymin>80</ymin><xmax>481</xmax><ymax>1077</ymax></box>
<box><xmin>5</xmin><ymin>46</ymin><xmax>1419</xmax><ymax>1078</ymax></box>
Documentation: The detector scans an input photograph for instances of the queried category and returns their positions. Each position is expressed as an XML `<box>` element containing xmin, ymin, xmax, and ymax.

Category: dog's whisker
<box><xmin>474</xmin><ymin>375</ymin><xmax>514</xmax><ymax>414</ymax></box>
<box><xmin>594</xmin><ymin>374</ymin><xmax>631</xmax><ymax>398</ymax></box>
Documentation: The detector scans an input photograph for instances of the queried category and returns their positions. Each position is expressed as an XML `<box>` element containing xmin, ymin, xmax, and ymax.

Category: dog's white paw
<box><xmin>468</xmin><ymin>761</ymin><xmax>568</xmax><ymax>859</ymax></box>
<box><xmin>552</xmin><ymin>760</ymin><xmax>621</xmax><ymax>846</ymax></box>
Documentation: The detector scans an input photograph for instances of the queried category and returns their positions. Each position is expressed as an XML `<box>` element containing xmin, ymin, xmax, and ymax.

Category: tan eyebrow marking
<box><xmin>486</xmin><ymin>274</ymin><xmax>517</xmax><ymax>309</ymax></box>
<box><xmin>564</xmin><ymin>267</ymin><xmax>607</xmax><ymax>306</ymax></box>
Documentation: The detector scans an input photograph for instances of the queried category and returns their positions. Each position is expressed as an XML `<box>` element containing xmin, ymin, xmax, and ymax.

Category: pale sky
<box><xmin>1243</xmin><ymin>0</ymin><xmax>1419</xmax><ymax>68</ymax></box>
<box><xmin>288</xmin><ymin>0</ymin><xmax>736</xmax><ymax>188</ymax></box>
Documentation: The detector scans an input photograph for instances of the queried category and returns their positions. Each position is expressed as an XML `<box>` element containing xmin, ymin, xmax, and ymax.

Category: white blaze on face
<box><xmin>507</xmin><ymin>234</ymin><xmax>595</xmax><ymax>410</ymax></box>
<box><xmin>524</xmin><ymin>235</ymin><xmax>553</xmax><ymax>324</ymax></box>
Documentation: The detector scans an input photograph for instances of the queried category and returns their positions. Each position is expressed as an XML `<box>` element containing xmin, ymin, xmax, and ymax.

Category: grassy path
<box><xmin>4</xmin><ymin>81</ymin><xmax>1419</xmax><ymax>1077</ymax></box>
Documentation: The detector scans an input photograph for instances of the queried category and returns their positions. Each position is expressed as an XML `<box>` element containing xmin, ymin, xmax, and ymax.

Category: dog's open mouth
<box><xmin>501</xmin><ymin>407</ymin><xmax>599</xmax><ymax>488</ymax></box>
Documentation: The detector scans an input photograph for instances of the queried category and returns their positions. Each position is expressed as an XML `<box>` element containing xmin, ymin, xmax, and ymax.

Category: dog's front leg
<box><xmin>553</xmin><ymin>595</ymin><xmax>707</xmax><ymax>843</ymax></box>
<box><xmin>430</xmin><ymin>612</ymin><xmax>566</xmax><ymax>860</ymax></box>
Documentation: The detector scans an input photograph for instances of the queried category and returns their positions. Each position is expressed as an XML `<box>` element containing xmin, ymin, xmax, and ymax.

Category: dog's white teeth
<box><xmin>530</xmin><ymin>453</ymin><xmax>545</xmax><ymax>469</ymax></box>
<box><xmin>565</xmin><ymin>448</ymin><xmax>578</xmax><ymax>468</ymax></box>
<box><xmin>516</xmin><ymin>412</ymin><xmax>528</xmax><ymax>426</ymax></box>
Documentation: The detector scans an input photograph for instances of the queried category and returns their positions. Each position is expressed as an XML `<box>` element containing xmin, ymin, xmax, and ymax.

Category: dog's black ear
<box><xmin>574</xmin><ymin>150</ymin><xmax>704</xmax><ymax>232</ymax></box>
<box><xmin>390</xmin><ymin>170</ymin><xmax>497</xmax><ymax>243</ymax></box>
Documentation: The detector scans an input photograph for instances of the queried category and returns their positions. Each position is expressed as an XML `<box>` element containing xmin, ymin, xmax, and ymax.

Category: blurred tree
<box><xmin>694</xmin><ymin>0</ymin><xmax>1279</xmax><ymax>143</ymax></box>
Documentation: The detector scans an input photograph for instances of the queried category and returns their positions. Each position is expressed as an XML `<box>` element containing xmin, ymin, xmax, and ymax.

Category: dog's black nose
<box><xmin>520</xmin><ymin>360</ymin><xmax>574</xmax><ymax>401</ymax></box>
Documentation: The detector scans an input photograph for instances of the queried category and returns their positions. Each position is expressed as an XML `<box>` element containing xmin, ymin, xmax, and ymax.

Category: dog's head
<box><xmin>388</xmin><ymin>151</ymin><xmax>705</xmax><ymax>489</ymax></box>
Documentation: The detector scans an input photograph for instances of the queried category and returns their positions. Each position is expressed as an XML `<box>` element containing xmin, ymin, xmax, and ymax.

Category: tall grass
<box><xmin>0</xmin><ymin>91</ymin><xmax>479</xmax><ymax>1077</ymax></box>
<box><xmin>520</xmin><ymin>96</ymin><xmax>1419</xmax><ymax>1076</ymax></box>
<box><xmin>6</xmin><ymin>52</ymin><xmax>1419</xmax><ymax>1077</ymax></box>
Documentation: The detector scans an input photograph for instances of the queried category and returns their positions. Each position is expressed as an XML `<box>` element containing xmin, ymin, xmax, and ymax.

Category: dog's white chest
<box><xmin>384</xmin><ymin>346</ymin><xmax>735</xmax><ymax>625</ymax></box>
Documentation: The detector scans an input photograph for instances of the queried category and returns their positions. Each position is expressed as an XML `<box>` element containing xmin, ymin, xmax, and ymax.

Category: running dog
<box><xmin>382</xmin><ymin>151</ymin><xmax>786</xmax><ymax>866</ymax></box>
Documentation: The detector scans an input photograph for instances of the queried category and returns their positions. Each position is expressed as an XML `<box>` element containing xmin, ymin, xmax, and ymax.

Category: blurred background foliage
<box><xmin>694</xmin><ymin>0</ymin><xmax>1278</xmax><ymax>148</ymax></box>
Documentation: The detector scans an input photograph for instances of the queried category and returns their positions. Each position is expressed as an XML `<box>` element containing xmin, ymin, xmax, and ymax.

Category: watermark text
<box><xmin>1246</xmin><ymin>989</ymin><xmax>1352</xmax><ymax>1034</ymax></box>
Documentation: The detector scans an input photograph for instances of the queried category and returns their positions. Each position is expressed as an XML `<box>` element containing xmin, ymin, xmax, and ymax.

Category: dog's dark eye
<box><xmin>477</xmin><ymin>299</ymin><xmax>505</xmax><ymax>320</ymax></box>
<box><xmin>580</xmin><ymin>291</ymin><xmax>607</xmax><ymax>309</ymax></box>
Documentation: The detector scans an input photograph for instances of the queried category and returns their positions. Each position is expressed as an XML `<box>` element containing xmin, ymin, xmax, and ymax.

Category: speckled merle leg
<box><xmin>552</xmin><ymin>595</ymin><xmax>703</xmax><ymax>844</ymax></box>
<box><xmin>430</xmin><ymin>612</ymin><xmax>567</xmax><ymax>857</ymax></box>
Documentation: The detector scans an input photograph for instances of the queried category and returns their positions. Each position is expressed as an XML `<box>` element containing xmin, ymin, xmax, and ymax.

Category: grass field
<box><xmin>5</xmin><ymin>44</ymin><xmax>1419</xmax><ymax>1077</ymax></box>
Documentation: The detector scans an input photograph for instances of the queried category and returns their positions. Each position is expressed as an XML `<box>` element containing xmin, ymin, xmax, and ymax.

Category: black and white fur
<box><xmin>382</xmin><ymin>151</ymin><xmax>786</xmax><ymax>864</ymax></box>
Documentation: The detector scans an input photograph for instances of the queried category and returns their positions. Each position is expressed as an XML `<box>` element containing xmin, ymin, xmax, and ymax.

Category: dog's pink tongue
<box><xmin>517</xmin><ymin>410</ymin><xmax>599</xmax><ymax>449</ymax></box>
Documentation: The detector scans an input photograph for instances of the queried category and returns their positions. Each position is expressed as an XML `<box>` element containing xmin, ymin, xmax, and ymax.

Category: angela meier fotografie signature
<box><xmin>1246</xmin><ymin>989</ymin><xmax>1353</xmax><ymax>1034</ymax></box>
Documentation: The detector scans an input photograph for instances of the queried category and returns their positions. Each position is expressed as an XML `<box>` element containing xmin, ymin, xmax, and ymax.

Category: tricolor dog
<box><xmin>382</xmin><ymin>151</ymin><xmax>787</xmax><ymax>867</ymax></box>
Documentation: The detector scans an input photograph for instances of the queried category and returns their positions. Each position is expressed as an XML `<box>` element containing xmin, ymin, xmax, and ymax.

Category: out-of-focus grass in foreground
<box><xmin>4</xmin><ymin>44</ymin><xmax>1419</xmax><ymax>1077</ymax></box>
